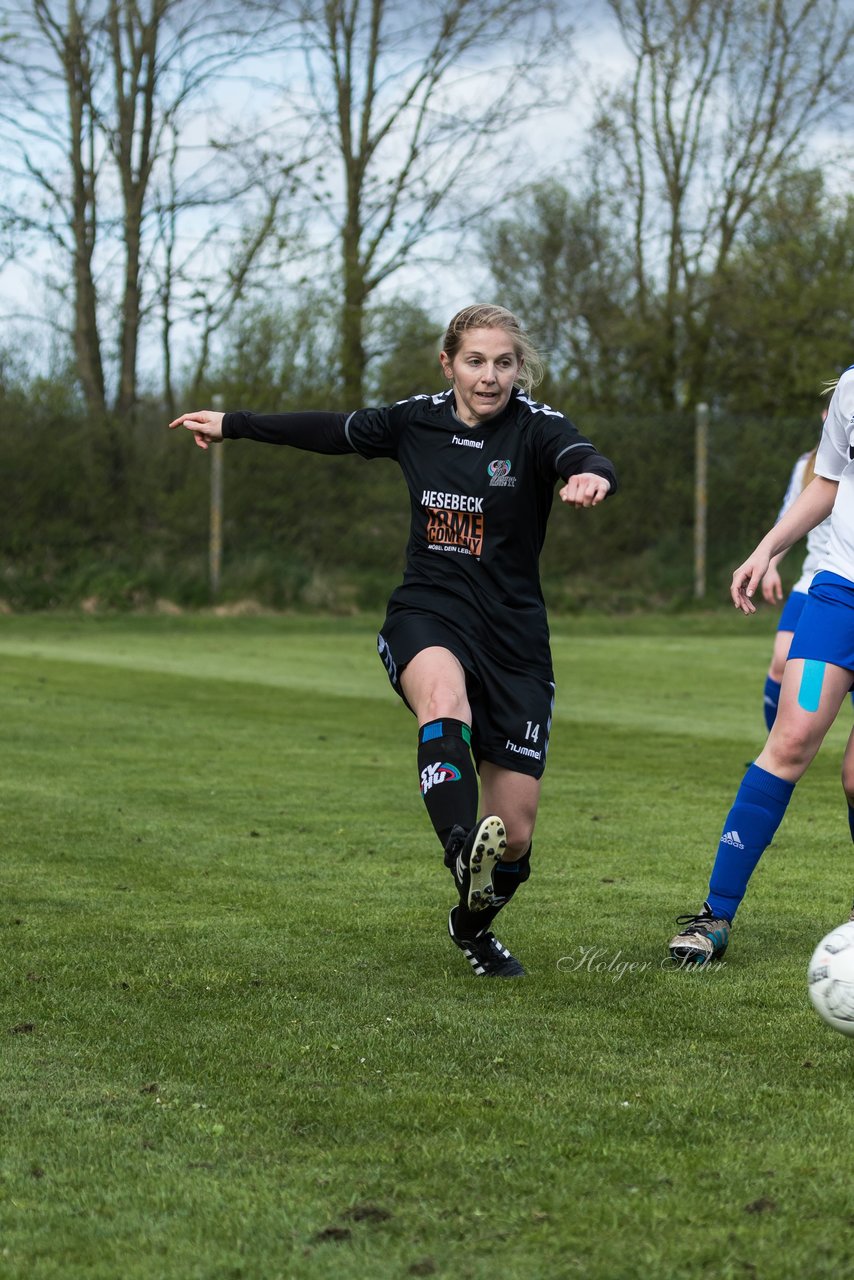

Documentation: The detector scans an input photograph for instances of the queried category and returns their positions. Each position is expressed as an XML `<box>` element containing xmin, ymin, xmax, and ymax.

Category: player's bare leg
<box><xmin>764</xmin><ymin>628</ymin><xmax>793</xmax><ymax>729</ymax></box>
<box><xmin>401</xmin><ymin>644</ymin><xmax>479</xmax><ymax>877</ymax></box>
<box><xmin>479</xmin><ymin>763</ymin><xmax>539</xmax><ymax>859</ymax></box>
<box><xmin>400</xmin><ymin>646</ymin><xmax>472</xmax><ymax>727</ymax></box>
<box><xmin>757</xmin><ymin>657</ymin><xmax>853</xmax><ymax>782</ymax></box>
<box><xmin>671</xmin><ymin>657</ymin><xmax>853</xmax><ymax>964</ymax></box>
<box><xmin>400</xmin><ymin>656</ymin><xmax>535</xmax><ymax>976</ymax></box>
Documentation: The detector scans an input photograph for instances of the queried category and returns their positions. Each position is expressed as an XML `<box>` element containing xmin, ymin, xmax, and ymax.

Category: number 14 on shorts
<box><xmin>525</xmin><ymin>721</ymin><xmax>540</xmax><ymax>743</ymax></box>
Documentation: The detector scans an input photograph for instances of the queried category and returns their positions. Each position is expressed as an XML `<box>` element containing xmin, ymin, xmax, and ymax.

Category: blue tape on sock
<box><xmin>419</xmin><ymin>719</ymin><xmax>472</xmax><ymax>746</ymax></box>
<box><xmin>797</xmin><ymin>660</ymin><xmax>825</xmax><ymax>713</ymax></box>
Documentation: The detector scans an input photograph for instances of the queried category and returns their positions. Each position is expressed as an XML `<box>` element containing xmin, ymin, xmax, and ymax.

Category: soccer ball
<box><xmin>807</xmin><ymin>922</ymin><xmax>854</xmax><ymax>1036</ymax></box>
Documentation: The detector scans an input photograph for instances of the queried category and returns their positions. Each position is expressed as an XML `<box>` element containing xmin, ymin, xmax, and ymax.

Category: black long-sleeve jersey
<box><xmin>223</xmin><ymin>388</ymin><xmax>617</xmax><ymax>673</ymax></box>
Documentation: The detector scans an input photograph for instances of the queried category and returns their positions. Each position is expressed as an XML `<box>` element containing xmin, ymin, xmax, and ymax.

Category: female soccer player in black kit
<box><xmin>169</xmin><ymin>304</ymin><xmax>618</xmax><ymax>978</ymax></box>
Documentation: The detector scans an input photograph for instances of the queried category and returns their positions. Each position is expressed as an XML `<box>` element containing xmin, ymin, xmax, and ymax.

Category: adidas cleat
<box><xmin>448</xmin><ymin>907</ymin><xmax>525</xmax><ymax>978</ymax></box>
<box><xmin>466</xmin><ymin>815</ymin><xmax>507</xmax><ymax>911</ymax></box>
<box><xmin>668</xmin><ymin>903</ymin><xmax>731</xmax><ymax>966</ymax></box>
<box><xmin>444</xmin><ymin>815</ymin><xmax>506</xmax><ymax>912</ymax></box>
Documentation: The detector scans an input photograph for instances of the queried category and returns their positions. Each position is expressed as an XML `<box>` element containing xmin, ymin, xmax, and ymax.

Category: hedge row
<box><xmin>2</xmin><ymin>384</ymin><xmax>815</xmax><ymax>612</ymax></box>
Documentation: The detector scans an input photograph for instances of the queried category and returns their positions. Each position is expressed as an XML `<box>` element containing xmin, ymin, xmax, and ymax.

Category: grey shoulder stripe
<box><xmin>343</xmin><ymin>411</ymin><xmax>364</xmax><ymax>455</ymax></box>
<box><xmin>554</xmin><ymin>442</ymin><xmax>593</xmax><ymax>468</ymax></box>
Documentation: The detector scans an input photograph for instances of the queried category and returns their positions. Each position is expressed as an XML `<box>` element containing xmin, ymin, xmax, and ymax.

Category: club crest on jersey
<box><xmin>488</xmin><ymin>459</ymin><xmax>516</xmax><ymax>488</ymax></box>
<box><xmin>420</xmin><ymin>761</ymin><xmax>462</xmax><ymax>794</ymax></box>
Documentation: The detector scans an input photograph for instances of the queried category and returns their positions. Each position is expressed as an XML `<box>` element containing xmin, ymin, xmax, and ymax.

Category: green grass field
<box><xmin>3</xmin><ymin>611</ymin><xmax>854</xmax><ymax>1280</ymax></box>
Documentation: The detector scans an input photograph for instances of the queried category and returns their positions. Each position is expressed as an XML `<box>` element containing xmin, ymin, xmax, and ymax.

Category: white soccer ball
<box><xmin>807</xmin><ymin>922</ymin><xmax>854</xmax><ymax>1036</ymax></box>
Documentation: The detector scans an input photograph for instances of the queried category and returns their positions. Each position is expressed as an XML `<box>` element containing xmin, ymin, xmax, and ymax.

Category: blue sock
<box><xmin>763</xmin><ymin>676</ymin><xmax>781</xmax><ymax>731</ymax></box>
<box><xmin>706</xmin><ymin>764</ymin><xmax>795</xmax><ymax>921</ymax></box>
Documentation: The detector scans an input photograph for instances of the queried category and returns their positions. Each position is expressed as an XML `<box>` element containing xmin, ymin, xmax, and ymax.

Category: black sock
<box><xmin>417</xmin><ymin>718</ymin><xmax>478</xmax><ymax>847</ymax></box>
<box><xmin>456</xmin><ymin>847</ymin><xmax>532</xmax><ymax>936</ymax></box>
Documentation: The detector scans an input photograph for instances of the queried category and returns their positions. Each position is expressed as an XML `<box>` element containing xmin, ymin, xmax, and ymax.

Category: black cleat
<box><xmin>448</xmin><ymin>906</ymin><xmax>525</xmax><ymax>978</ymax></box>
<box><xmin>443</xmin><ymin>815</ymin><xmax>506</xmax><ymax>912</ymax></box>
<box><xmin>443</xmin><ymin>824</ymin><xmax>468</xmax><ymax>874</ymax></box>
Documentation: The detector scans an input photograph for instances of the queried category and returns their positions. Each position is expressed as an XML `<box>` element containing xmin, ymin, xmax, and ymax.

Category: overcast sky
<box><xmin>0</xmin><ymin>0</ymin><xmax>851</xmax><ymax>381</ymax></box>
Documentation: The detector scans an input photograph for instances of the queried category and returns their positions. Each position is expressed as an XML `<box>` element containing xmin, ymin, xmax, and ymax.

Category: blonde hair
<box><xmin>442</xmin><ymin>304</ymin><xmax>544</xmax><ymax>395</ymax></box>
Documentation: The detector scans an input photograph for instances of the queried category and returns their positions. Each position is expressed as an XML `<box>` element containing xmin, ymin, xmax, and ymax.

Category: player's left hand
<box><xmin>760</xmin><ymin>566</ymin><xmax>784</xmax><ymax>604</ymax></box>
<box><xmin>559</xmin><ymin>473</ymin><xmax>610</xmax><ymax>508</ymax></box>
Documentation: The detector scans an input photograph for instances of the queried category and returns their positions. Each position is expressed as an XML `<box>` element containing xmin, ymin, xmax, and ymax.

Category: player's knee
<box><xmin>765</xmin><ymin>725</ymin><xmax>815</xmax><ymax>774</ymax></box>
<box><xmin>420</xmin><ymin>686</ymin><xmax>469</xmax><ymax>722</ymax></box>
<box><xmin>502</xmin><ymin>823</ymin><xmax>535</xmax><ymax>859</ymax></box>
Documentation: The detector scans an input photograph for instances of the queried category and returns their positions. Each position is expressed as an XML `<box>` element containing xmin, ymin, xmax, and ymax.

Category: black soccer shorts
<box><xmin>377</xmin><ymin>608</ymin><xmax>554</xmax><ymax>779</ymax></box>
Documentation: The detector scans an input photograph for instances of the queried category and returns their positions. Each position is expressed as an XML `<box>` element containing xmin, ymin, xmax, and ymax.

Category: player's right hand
<box><xmin>731</xmin><ymin>552</ymin><xmax>769</xmax><ymax>614</ymax></box>
<box><xmin>168</xmin><ymin>410</ymin><xmax>225</xmax><ymax>450</ymax></box>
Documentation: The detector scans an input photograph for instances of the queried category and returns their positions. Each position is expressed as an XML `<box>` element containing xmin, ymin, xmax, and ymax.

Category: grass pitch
<box><xmin>2</xmin><ymin>611</ymin><xmax>854</xmax><ymax>1280</ymax></box>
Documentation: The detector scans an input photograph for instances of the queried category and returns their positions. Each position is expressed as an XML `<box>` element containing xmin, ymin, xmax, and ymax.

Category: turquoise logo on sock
<box><xmin>420</xmin><ymin>762</ymin><xmax>462</xmax><ymax>795</ymax></box>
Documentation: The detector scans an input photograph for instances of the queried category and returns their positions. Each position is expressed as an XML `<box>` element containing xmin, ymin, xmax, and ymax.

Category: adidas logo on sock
<box><xmin>720</xmin><ymin>830</ymin><xmax>745</xmax><ymax>849</ymax></box>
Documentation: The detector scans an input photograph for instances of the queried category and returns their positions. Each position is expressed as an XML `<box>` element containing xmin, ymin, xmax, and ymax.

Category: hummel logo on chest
<box><xmin>452</xmin><ymin>434</ymin><xmax>484</xmax><ymax>449</ymax></box>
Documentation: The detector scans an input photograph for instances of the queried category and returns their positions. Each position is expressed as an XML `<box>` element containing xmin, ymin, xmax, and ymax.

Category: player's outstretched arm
<box><xmin>168</xmin><ymin>410</ymin><xmax>225</xmax><ymax>451</ymax></box>
<box><xmin>558</xmin><ymin>472</ymin><xmax>612</xmax><ymax>508</ymax></box>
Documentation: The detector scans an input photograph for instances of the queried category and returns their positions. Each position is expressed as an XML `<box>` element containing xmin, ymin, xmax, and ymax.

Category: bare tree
<box><xmin>595</xmin><ymin>0</ymin><xmax>854</xmax><ymax>406</ymax></box>
<box><xmin>105</xmin><ymin>0</ymin><xmax>167</xmax><ymax>416</ymax></box>
<box><xmin>150</xmin><ymin>121</ymin><xmax>310</xmax><ymax>413</ymax></box>
<box><xmin>257</xmin><ymin>0</ymin><xmax>576</xmax><ymax>404</ymax></box>
<box><xmin>4</xmin><ymin>0</ymin><xmax>111</xmax><ymax>412</ymax></box>
<box><xmin>0</xmin><ymin>0</ymin><xmax>294</xmax><ymax>416</ymax></box>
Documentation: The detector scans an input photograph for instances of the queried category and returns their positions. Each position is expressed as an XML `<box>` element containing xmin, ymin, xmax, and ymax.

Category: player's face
<box><xmin>440</xmin><ymin>327</ymin><xmax>522</xmax><ymax>427</ymax></box>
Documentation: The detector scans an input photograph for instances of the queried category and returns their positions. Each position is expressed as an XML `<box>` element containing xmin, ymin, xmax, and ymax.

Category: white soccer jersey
<box><xmin>815</xmin><ymin>366</ymin><xmax>854</xmax><ymax>584</ymax></box>
<box><xmin>776</xmin><ymin>450</ymin><xmax>827</xmax><ymax>594</ymax></box>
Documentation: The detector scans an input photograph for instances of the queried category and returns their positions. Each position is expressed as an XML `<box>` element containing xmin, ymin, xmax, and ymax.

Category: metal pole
<box><xmin>210</xmin><ymin>393</ymin><xmax>223</xmax><ymax>601</ymax></box>
<box><xmin>694</xmin><ymin>401</ymin><xmax>709</xmax><ymax>600</ymax></box>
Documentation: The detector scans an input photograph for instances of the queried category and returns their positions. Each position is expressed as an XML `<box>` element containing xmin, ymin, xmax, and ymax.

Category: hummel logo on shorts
<box><xmin>720</xmin><ymin>830</ymin><xmax>745</xmax><ymax>849</ymax></box>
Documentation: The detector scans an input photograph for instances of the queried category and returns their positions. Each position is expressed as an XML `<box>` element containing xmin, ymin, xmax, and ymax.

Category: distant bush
<box><xmin>1</xmin><ymin>370</ymin><xmax>816</xmax><ymax>612</ymax></box>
